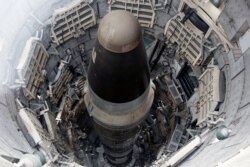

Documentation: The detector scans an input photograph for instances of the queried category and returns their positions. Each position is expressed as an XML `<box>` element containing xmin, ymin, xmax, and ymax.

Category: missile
<box><xmin>85</xmin><ymin>10</ymin><xmax>154</xmax><ymax>166</ymax></box>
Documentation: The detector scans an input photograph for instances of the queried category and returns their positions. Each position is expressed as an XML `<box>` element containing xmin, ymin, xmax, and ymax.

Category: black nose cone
<box><xmin>87</xmin><ymin>10</ymin><xmax>150</xmax><ymax>103</ymax></box>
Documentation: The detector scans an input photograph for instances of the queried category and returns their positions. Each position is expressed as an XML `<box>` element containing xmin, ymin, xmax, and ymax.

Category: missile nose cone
<box><xmin>85</xmin><ymin>10</ymin><xmax>155</xmax><ymax>166</ymax></box>
<box><xmin>88</xmin><ymin>10</ymin><xmax>150</xmax><ymax>103</ymax></box>
<box><xmin>98</xmin><ymin>10</ymin><xmax>141</xmax><ymax>53</ymax></box>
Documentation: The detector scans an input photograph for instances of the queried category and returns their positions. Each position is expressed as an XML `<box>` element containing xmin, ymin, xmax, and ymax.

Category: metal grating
<box><xmin>49</xmin><ymin>67</ymin><xmax>73</xmax><ymax>104</ymax></box>
<box><xmin>19</xmin><ymin>108</ymin><xmax>50</xmax><ymax>145</ymax></box>
<box><xmin>163</xmin><ymin>76</ymin><xmax>184</xmax><ymax>104</ymax></box>
<box><xmin>109</xmin><ymin>0</ymin><xmax>155</xmax><ymax>28</ymax></box>
<box><xmin>196</xmin><ymin>65</ymin><xmax>223</xmax><ymax>128</ymax></box>
<box><xmin>164</xmin><ymin>13</ymin><xmax>204</xmax><ymax>66</ymax></box>
<box><xmin>178</xmin><ymin>0</ymin><xmax>233</xmax><ymax>52</ymax></box>
<box><xmin>56</xmin><ymin>95</ymin><xmax>73</xmax><ymax>123</ymax></box>
<box><xmin>16</xmin><ymin>38</ymin><xmax>49</xmax><ymax>100</ymax></box>
<box><xmin>167</xmin><ymin>124</ymin><xmax>184</xmax><ymax>152</ymax></box>
<box><xmin>19</xmin><ymin>108</ymin><xmax>59</xmax><ymax>158</ymax></box>
<box><xmin>51</xmin><ymin>0</ymin><xmax>96</xmax><ymax>45</ymax></box>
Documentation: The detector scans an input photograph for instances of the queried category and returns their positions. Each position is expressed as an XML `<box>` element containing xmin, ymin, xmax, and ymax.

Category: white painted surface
<box><xmin>239</xmin><ymin>29</ymin><xmax>250</xmax><ymax>53</ymax></box>
<box><xmin>216</xmin><ymin>146</ymin><xmax>250</xmax><ymax>167</ymax></box>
